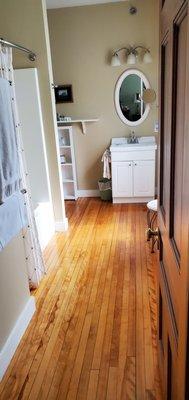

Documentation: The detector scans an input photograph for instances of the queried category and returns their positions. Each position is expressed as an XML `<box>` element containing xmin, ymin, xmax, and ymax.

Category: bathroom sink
<box><xmin>111</xmin><ymin>137</ymin><xmax>128</xmax><ymax>146</ymax></box>
<box><xmin>110</xmin><ymin>136</ymin><xmax>157</xmax><ymax>151</ymax></box>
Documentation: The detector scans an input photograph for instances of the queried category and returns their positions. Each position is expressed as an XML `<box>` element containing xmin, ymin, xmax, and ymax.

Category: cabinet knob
<box><xmin>129</xmin><ymin>163</ymin><xmax>131</xmax><ymax>166</ymax></box>
<box><xmin>134</xmin><ymin>163</ymin><xmax>137</xmax><ymax>166</ymax></box>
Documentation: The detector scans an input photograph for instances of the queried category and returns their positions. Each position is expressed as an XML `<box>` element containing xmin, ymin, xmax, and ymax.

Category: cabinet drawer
<box><xmin>111</xmin><ymin>150</ymin><xmax>156</xmax><ymax>162</ymax></box>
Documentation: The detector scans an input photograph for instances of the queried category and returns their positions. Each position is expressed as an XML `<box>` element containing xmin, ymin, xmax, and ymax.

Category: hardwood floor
<box><xmin>0</xmin><ymin>198</ymin><xmax>162</xmax><ymax>399</ymax></box>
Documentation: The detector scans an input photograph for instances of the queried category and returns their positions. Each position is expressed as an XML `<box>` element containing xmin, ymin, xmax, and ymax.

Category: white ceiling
<box><xmin>46</xmin><ymin>0</ymin><xmax>128</xmax><ymax>9</ymax></box>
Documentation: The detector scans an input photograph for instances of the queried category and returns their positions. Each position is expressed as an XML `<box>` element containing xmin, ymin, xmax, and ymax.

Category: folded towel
<box><xmin>101</xmin><ymin>149</ymin><xmax>111</xmax><ymax>179</ymax></box>
<box><xmin>0</xmin><ymin>77</ymin><xmax>21</xmax><ymax>204</ymax></box>
<box><xmin>0</xmin><ymin>191</ymin><xmax>28</xmax><ymax>251</ymax></box>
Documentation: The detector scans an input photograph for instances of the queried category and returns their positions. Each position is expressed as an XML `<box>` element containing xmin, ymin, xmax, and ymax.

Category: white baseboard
<box><xmin>0</xmin><ymin>296</ymin><xmax>36</xmax><ymax>381</ymax></box>
<box><xmin>113</xmin><ymin>197</ymin><xmax>154</xmax><ymax>204</ymax></box>
<box><xmin>55</xmin><ymin>217</ymin><xmax>68</xmax><ymax>232</ymax></box>
<box><xmin>77</xmin><ymin>190</ymin><xmax>100</xmax><ymax>198</ymax></box>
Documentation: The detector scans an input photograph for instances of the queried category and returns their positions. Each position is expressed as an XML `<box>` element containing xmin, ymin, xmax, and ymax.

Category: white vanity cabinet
<box><xmin>110</xmin><ymin>137</ymin><xmax>157</xmax><ymax>204</ymax></box>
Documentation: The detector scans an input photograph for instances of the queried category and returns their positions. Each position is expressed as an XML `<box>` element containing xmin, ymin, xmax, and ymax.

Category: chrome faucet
<box><xmin>127</xmin><ymin>131</ymin><xmax>139</xmax><ymax>144</ymax></box>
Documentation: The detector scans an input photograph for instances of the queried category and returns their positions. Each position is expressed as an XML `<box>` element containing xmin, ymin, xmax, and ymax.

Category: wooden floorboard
<box><xmin>0</xmin><ymin>199</ymin><xmax>162</xmax><ymax>400</ymax></box>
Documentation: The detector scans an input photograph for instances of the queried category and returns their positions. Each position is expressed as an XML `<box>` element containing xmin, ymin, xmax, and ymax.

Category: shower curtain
<box><xmin>0</xmin><ymin>44</ymin><xmax>45</xmax><ymax>288</ymax></box>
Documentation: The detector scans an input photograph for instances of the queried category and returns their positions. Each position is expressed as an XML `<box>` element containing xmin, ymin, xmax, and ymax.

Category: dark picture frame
<box><xmin>55</xmin><ymin>84</ymin><xmax>73</xmax><ymax>103</ymax></box>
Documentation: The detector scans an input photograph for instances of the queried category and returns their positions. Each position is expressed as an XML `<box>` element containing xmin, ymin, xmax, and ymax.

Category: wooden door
<box><xmin>158</xmin><ymin>0</ymin><xmax>189</xmax><ymax>398</ymax></box>
<box><xmin>133</xmin><ymin>160</ymin><xmax>155</xmax><ymax>197</ymax></box>
<box><xmin>112</xmin><ymin>161</ymin><xmax>133</xmax><ymax>197</ymax></box>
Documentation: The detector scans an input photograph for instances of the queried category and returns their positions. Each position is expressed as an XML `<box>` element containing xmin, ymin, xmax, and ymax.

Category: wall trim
<box><xmin>0</xmin><ymin>296</ymin><xmax>36</xmax><ymax>381</ymax></box>
<box><xmin>113</xmin><ymin>197</ymin><xmax>154</xmax><ymax>204</ymax></box>
<box><xmin>55</xmin><ymin>217</ymin><xmax>68</xmax><ymax>232</ymax></box>
<box><xmin>77</xmin><ymin>190</ymin><xmax>100</xmax><ymax>198</ymax></box>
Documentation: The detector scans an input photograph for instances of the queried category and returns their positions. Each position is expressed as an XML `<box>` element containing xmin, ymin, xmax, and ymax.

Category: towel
<box><xmin>0</xmin><ymin>77</ymin><xmax>21</xmax><ymax>204</ymax></box>
<box><xmin>101</xmin><ymin>149</ymin><xmax>111</xmax><ymax>179</ymax></box>
<box><xmin>0</xmin><ymin>191</ymin><xmax>28</xmax><ymax>251</ymax></box>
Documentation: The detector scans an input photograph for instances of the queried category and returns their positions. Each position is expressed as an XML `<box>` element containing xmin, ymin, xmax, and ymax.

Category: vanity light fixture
<box><xmin>110</xmin><ymin>46</ymin><xmax>152</xmax><ymax>67</ymax></box>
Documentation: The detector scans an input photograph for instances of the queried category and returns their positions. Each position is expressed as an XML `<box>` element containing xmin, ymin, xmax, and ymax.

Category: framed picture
<box><xmin>55</xmin><ymin>84</ymin><xmax>73</xmax><ymax>103</ymax></box>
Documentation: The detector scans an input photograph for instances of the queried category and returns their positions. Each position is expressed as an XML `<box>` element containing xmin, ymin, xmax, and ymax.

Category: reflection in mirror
<box><xmin>119</xmin><ymin>74</ymin><xmax>146</xmax><ymax>122</ymax></box>
<box><xmin>115</xmin><ymin>69</ymin><xmax>151</xmax><ymax>127</ymax></box>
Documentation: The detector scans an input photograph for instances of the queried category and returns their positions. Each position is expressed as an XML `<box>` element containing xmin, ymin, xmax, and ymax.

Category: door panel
<box><xmin>158</xmin><ymin>1</ymin><xmax>189</xmax><ymax>399</ymax></box>
<box><xmin>170</xmin><ymin>10</ymin><xmax>187</xmax><ymax>261</ymax></box>
<box><xmin>133</xmin><ymin>160</ymin><xmax>155</xmax><ymax>197</ymax></box>
<box><xmin>112</xmin><ymin>162</ymin><xmax>133</xmax><ymax>197</ymax></box>
<box><xmin>160</xmin><ymin>34</ymin><xmax>172</xmax><ymax>223</ymax></box>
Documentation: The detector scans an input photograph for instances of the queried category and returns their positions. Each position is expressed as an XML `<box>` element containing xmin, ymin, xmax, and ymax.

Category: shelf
<box><xmin>57</xmin><ymin>118</ymin><xmax>99</xmax><ymax>134</ymax></box>
<box><xmin>58</xmin><ymin>126</ymin><xmax>78</xmax><ymax>201</ymax></box>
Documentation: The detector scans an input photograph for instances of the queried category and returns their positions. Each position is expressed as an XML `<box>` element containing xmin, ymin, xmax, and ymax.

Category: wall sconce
<box><xmin>111</xmin><ymin>46</ymin><xmax>152</xmax><ymax>67</ymax></box>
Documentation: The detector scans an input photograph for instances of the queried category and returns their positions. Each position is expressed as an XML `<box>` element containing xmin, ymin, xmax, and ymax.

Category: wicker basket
<box><xmin>98</xmin><ymin>178</ymin><xmax>112</xmax><ymax>201</ymax></box>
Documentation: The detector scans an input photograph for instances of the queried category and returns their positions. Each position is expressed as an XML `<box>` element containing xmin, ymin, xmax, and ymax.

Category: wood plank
<box><xmin>28</xmin><ymin>201</ymin><xmax>102</xmax><ymax>400</ymax></box>
<box><xmin>121</xmin><ymin>356</ymin><xmax>136</xmax><ymax>400</ymax></box>
<box><xmin>56</xmin><ymin>204</ymin><xmax>120</xmax><ymax>400</ymax></box>
<box><xmin>135</xmin><ymin>205</ymin><xmax>146</xmax><ymax>399</ymax></box>
<box><xmin>139</xmin><ymin>207</ymin><xmax>155</xmax><ymax>391</ymax></box>
<box><xmin>76</xmin><ymin>205</ymin><xmax>117</xmax><ymax>400</ymax></box>
<box><xmin>0</xmin><ymin>200</ymin><xmax>162</xmax><ymax>400</ymax></box>
<box><xmin>45</xmin><ymin>203</ymin><xmax>114</xmax><ymax>400</ymax></box>
<box><xmin>86</xmin><ymin>370</ymin><xmax>99</xmax><ymax>400</ymax></box>
<box><xmin>117</xmin><ymin>205</ymin><xmax>131</xmax><ymax>399</ymax></box>
<box><xmin>96</xmin><ymin>207</ymin><xmax>124</xmax><ymax>400</ymax></box>
<box><xmin>106</xmin><ymin>366</ymin><xmax>117</xmax><ymax>400</ymax></box>
<box><xmin>126</xmin><ymin>205</ymin><xmax>136</xmax><ymax>358</ymax></box>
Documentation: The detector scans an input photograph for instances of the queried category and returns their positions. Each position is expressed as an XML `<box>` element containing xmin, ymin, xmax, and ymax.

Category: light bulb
<box><xmin>143</xmin><ymin>51</ymin><xmax>152</xmax><ymax>63</ymax></box>
<box><xmin>111</xmin><ymin>54</ymin><xmax>121</xmax><ymax>67</ymax></box>
<box><xmin>127</xmin><ymin>52</ymin><xmax>137</xmax><ymax>65</ymax></box>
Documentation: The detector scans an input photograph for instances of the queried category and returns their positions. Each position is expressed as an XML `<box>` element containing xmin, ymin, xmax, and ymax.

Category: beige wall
<box><xmin>0</xmin><ymin>0</ymin><xmax>65</xmax><ymax>222</ymax></box>
<box><xmin>48</xmin><ymin>0</ymin><xmax>159</xmax><ymax>190</ymax></box>
<box><xmin>0</xmin><ymin>234</ymin><xmax>30</xmax><ymax>349</ymax></box>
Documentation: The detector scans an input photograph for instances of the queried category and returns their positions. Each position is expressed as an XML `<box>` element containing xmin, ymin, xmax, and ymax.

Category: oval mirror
<box><xmin>115</xmin><ymin>69</ymin><xmax>151</xmax><ymax>126</ymax></box>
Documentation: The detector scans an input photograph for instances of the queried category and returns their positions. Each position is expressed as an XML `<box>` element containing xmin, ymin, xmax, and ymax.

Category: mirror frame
<box><xmin>114</xmin><ymin>69</ymin><xmax>151</xmax><ymax>127</ymax></box>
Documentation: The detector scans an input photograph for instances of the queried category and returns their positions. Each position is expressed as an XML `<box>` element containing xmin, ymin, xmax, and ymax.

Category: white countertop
<box><xmin>110</xmin><ymin>136</ymin><xmax>157</xmax><ymax>152</ymax></box>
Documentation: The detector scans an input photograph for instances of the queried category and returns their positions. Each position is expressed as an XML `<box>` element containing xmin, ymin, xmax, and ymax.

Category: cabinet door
<box><xmin>133</xmin><ymin>160</ymin><xmax>155</xmax><ymax>197</ymax></box>
<box><xmin>112</xmin><ymin>161</ymin><xmax>133</xmax><ymax>197</ymax></box>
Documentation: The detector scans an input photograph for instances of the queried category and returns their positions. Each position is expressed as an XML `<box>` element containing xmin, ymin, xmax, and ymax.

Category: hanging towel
<box><xmin>0</xmin><ymin>77</ymin><xmax>21</xmax><ymax>204</ymax></box>
<box><xmin>101</xmin><ymin>149</ymin><xmax>111</xmax><ymax>179</ymax></box>
<box><xmin>0</xmin><ymin>191</ymin><xmax>28</xmax><ymax>251</ymax></box>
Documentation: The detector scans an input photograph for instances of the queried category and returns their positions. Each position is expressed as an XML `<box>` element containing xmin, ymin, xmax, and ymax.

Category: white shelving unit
<box><xmin>58</xmin><ymin>126</ymin><xmax>78</xmax><ymax>200</ymax></box>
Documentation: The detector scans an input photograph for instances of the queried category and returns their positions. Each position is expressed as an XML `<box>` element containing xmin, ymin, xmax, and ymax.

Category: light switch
<box><xmin>154</xmin><ymin>122</ymin><xmax>159</xmax><ymax>133</ymax></box>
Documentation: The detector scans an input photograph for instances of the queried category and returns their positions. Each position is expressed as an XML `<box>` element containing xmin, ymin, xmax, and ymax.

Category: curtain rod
<box><xmin>0</xmin><ymin>38</ymin><xmax>36</xmax><ymax>61</ymax></box>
